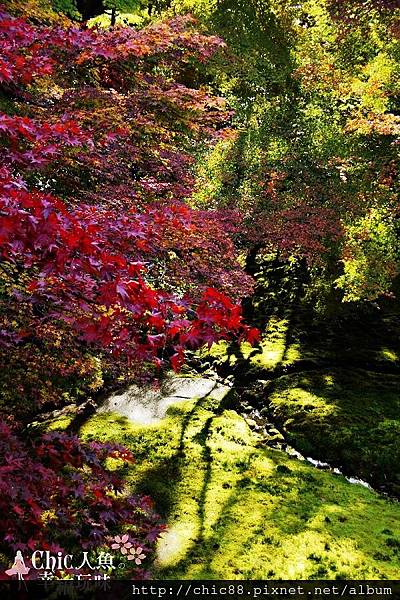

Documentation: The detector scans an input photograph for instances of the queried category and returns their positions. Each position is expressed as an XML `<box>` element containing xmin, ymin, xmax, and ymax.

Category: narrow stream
<box><xmin>237</xmin><ymin>400</ymin><xmax>376</xmax><ymax>493</ymax></box>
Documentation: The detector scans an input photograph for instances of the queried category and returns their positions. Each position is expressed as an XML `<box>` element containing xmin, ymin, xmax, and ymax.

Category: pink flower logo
<box><xmin>111</xmin><ymin>534</ymin><xmax>132</xmax><ymax>555</ymax></box>
<box><xmin>111</xmin><ymin>535</ymin><xmax>146</xmax><ymax>565</ymax></box>
<box><xmin>127</xmin><ymin>546</ymin><xmax>146</xmax><ymax>565</ymax></box>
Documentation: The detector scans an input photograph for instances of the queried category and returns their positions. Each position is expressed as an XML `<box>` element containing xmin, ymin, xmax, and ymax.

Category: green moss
<box><xmin>269</xmin><ymin>369</ymin><xmax>400</xmax><ymax>494</ymax></box>
<box><xmin>246</xmin><ymin>313</ymin><xmax>400</xmax><ymax>373</ymax></box>
<box><xmin>380</xmin><ymin>348</ymin><xmax>398</xmax><ymax>362</ymax></box>
<box><xmin>250</xmin><ymin>318</ymin><xmax>287</xmax><ymax>368</ymax></box>
<box><xmin>45</xmin><ymin>415</ymin><xmax>73</xmax><ymax>431</ymax></box>
<box><xmin>206</xmin><ymin>317</ymin><xmax>300</xmax><ymax>372</ymax></box>
<box><xmin>69</xmin><ymin>391</ymin><xmax>400</xmax><ymax>579</ymax></box>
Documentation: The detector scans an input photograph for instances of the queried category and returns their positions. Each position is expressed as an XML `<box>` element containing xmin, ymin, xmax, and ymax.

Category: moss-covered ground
<box><xmin>49</xmin><ymin>386</ymin><xmax>400</xmax><ymax>580</ymax></box>
<box><xmin>207</xmin><ymin>311</ymin><xmax>400</xmax><ymax>496</ymax></box>
<box><xmin>42</xmin><ymin>287</ymin><xmax>400</xmax><ymax>579</ymax></box>
<box><xmin>208</xmin><ymin>312</ymin><xmax>400</xmax><ymax>374</ymax></box>
<box><xmin>268</xmin><ymin>368</ymin><xmax>400</xmax><ymax>495</ymax></box>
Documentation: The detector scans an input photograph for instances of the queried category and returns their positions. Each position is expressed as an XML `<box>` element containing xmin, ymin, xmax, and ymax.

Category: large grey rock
<box><xmin>98</xmin><ymin>376</ymin><xmax>217</xmax><ymax>425</ymax></box>
<box><xmin>161</xmin><ymin>376</ymin><xmax>216</xmax><ymax>398</ymax></box>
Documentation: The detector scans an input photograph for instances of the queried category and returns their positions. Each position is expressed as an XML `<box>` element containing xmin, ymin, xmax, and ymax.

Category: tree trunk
<box><xmin>110</xmin><ymin>7</ymin><xmax>117</xmax><ymax>26</ymax></box>
<box><xmin>76</xmin><ymin>0</ymin><xmax>105</xmax><ymax>21</ymax></box>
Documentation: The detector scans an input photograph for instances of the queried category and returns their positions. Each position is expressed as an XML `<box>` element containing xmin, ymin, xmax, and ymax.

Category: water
<box><xmin>305</xmin><ymin>456</ymin><xmax>372</xmax><ymax>489</ymax></box>
<box><xmin>242</xmin><ymin>406</ymin><xmax>373</xmax><ymax>490</ymax></box>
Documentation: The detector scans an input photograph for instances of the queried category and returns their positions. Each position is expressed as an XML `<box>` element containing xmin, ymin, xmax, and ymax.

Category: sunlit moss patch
<box><xmin>68</xmin><ymin>391</ymin><xmax>400</xmax><ymax>580</ymax></box>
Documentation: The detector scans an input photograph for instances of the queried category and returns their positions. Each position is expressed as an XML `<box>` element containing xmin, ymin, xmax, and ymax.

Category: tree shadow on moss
<box><xmin>122</xmin><ymin>390</ymin><xmax>231</xmax><ymax>532</ymax></box>
<box><xmin>79</xmin><ymin>393</ymin><xmax>400</xmax><ymax>579</ymax></box>
<box><xmin>157</xmin><ymin>446</ymin><xmax>400</xmax><ymax>579</ymax></box>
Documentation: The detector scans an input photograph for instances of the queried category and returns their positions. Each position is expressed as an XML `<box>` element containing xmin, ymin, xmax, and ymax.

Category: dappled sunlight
<box><xmin>251</xmin><ymin>317</ymin><xmax>289</xmax><ymax>369</ymax></box>
<box><xmin>46</xmin><ymin>377</ymin><xmax>400</xmax><ymax>580</ymax></box>
<box><xmin>323</xmin><ymin>374</ymin><xmax>335</xmax><ymax>387</ymax></box>
<box><xmin>205</xmin><ymin>316</ymin><xmax>302</xmax><ymax>372</ymax></box>
<box><xmin>380</xmin><ymin>347</ymin><xmax>399</xmax><ymax>362</ymax></box>
<box><xmin>271</xmin><ymin>386</ymin><xmax>339</xmax><ymax>418</ymax></box>
<box><xmin>157</xmin><ymin>522</ymin><xmax>199</xmax><ymax>570</ymax></box>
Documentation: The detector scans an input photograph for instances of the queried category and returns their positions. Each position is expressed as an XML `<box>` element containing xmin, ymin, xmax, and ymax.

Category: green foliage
<box><xmin>336</xmin><ymin>208</ymin><xmax>400</xmax><ymax>301</ymax></box>
<box><xmin>2</xmin><ymin>0</ymin><xmax>72</xmax><ymax>23</ymax></box>
<box><xmin>51</xmin><ymin>0</ymin><xmax>81</xmax><ymax>19</ymax></box>
<box><xmin>170</xmin><ymin>0</ymin><xmax>400</xmax><ymax>304</ymax></box>
<box><xmin>101</xmin><ymin>0</ymin><xmax>141</xmax><ymax>20</ymax></box>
